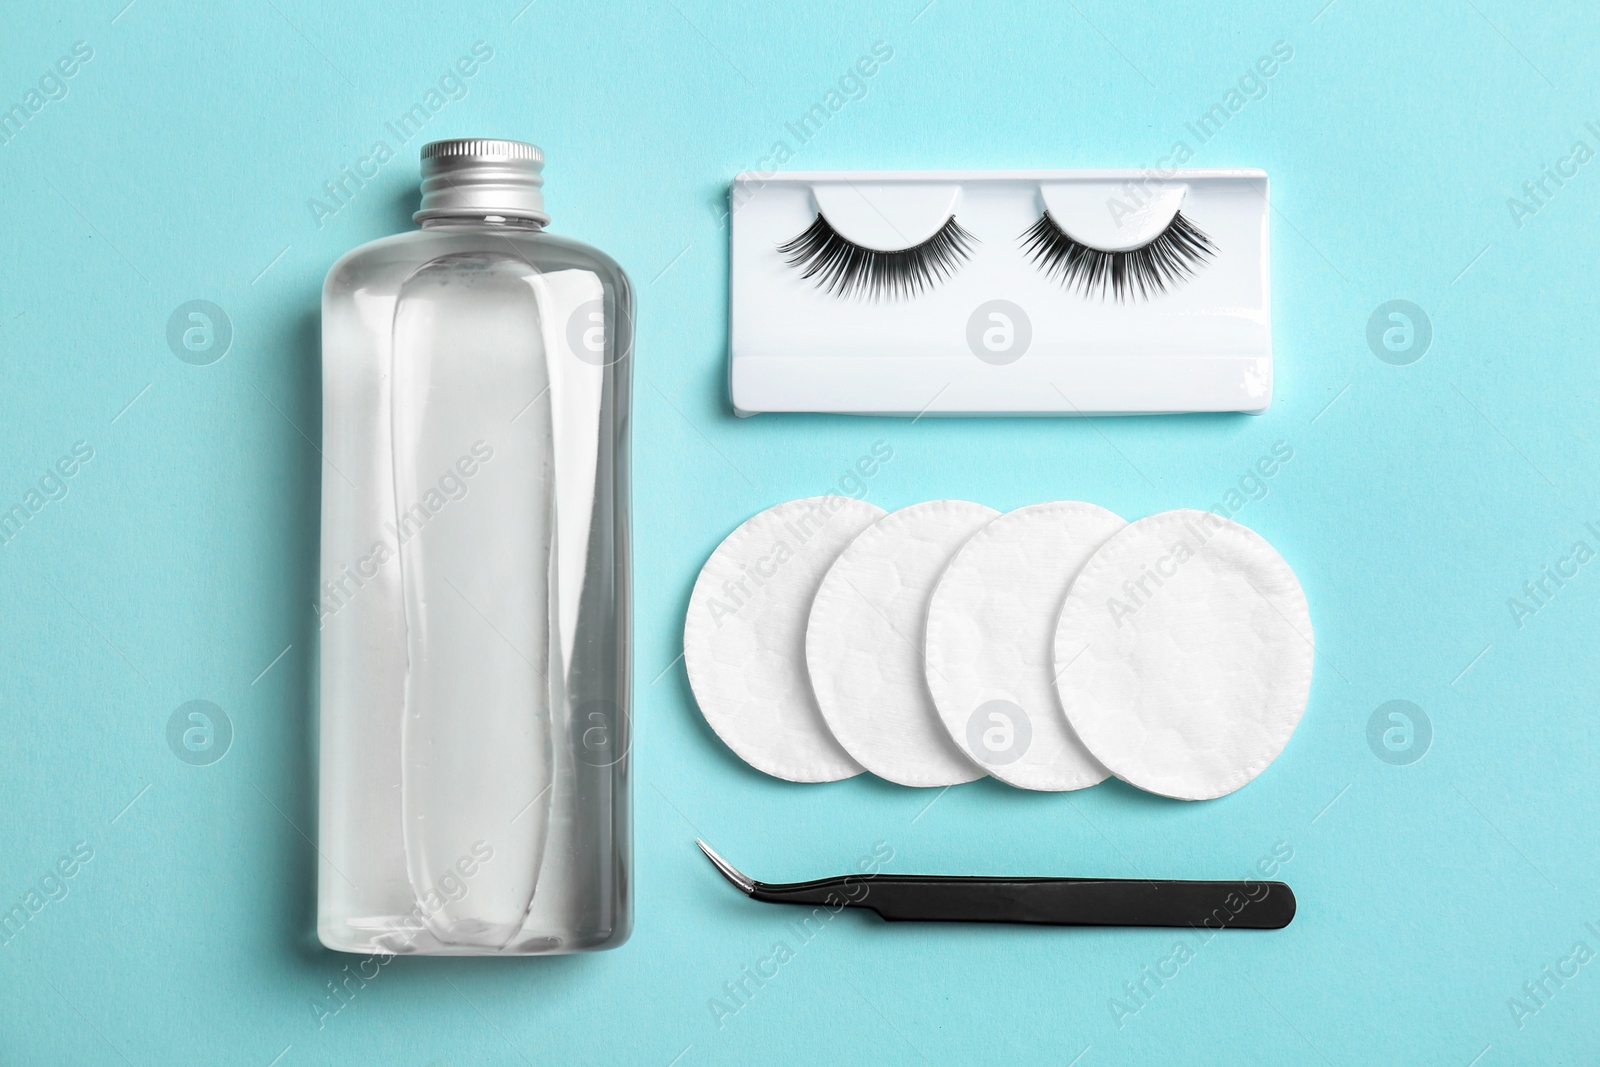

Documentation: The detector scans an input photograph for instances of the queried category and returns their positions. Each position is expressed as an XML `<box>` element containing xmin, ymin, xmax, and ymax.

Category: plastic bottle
<box><xmin>317</xmin><ymin>139</ymin><xmax>631</xmax><ymax>955</ymax></box>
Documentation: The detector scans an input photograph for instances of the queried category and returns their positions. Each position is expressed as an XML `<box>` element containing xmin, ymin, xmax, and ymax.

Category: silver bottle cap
<box><xmin>414</xmin><ymin>139</ymin><xmax>548</xmax><ymax>225</ymax></box>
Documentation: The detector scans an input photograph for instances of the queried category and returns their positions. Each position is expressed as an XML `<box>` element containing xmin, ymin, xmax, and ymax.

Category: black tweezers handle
<box><xmin>752</xmin><ymin>874</ymin><xmax>1295</xmax><ymax>930</ymax></box>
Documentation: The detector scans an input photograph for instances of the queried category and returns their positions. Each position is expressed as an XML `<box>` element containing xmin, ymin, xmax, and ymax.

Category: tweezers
<box><xmin>697</xmin><ymin>839</ymin><xmax>1295</xmax><ymax>930</ymax></box>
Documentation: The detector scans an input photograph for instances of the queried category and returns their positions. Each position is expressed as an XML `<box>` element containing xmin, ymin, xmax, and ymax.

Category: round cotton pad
<box><xmin>685</xmin><ymin>497</ymin><xmax>884</xmax><ymax>782</ymax></box>
<box><xmin>1052</xmin><ymin>509</ymin><xmax>1313</xmax><ymax>801</ymax></box>
<box><xmin>924</xmin><ymin>502</ymin><xmax>1126</xmax><ymax>791</ymax></box>
<box><xmin>806</xmin><ymin>500</ymin><xmax>998</xmax><ymax>787</ymax></box>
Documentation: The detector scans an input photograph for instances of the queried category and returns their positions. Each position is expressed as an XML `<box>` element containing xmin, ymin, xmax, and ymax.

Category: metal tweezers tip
<box><xmin>696</xmin><ymin>838</ymin><xmax>755</xmax><ymax>895</ymax></box>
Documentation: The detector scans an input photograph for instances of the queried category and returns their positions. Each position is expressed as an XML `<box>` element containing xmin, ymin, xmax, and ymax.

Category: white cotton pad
<box><xmin>1052</xmin><ymin>509</ymin><xmax>1313</xmax><ymax>801</ymax></box>
<box><xmin>924</xmin><ymin>501</ymin><xmax>1127</xmax><ymax>791</ymax></box>
<box><xmin>805</xmin><ymin>500</ymin><xmax>999</xmax><ymax>787</ymax></box>
<box><xmin>684</xmin><ymin>497</ymin><xmax>885</xmax><ymax>782</ymax></box>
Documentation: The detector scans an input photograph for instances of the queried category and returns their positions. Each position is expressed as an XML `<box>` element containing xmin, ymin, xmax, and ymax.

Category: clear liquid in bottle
<box><xmin>317</xmin><ymin>139</ymin><xmax>631</xmax><ymax>955</ymax></box>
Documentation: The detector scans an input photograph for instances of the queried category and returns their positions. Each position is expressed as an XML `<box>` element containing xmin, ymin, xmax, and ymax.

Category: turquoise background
<box><xmin>2</xmin><ymin>0</ymin><xmax>1597</xmax><ymax>1063</ymax></box>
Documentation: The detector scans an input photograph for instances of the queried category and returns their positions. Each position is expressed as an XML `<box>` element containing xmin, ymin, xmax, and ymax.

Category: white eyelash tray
<box><xmin>728</xmin><ymin>169</ymin><xmax>1271</xmax><ymax>416</ymax></box>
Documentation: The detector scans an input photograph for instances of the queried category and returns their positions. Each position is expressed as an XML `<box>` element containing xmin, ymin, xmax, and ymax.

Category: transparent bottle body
<box><xmin>318</xmin><ymin>219</ymin><xmax>631</xmax><ymax>955</ymax></box>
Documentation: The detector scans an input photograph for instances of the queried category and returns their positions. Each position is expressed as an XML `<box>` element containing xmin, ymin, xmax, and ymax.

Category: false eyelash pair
<box><xmin>778</xmin><ymin>210</ymin><xmax>1216</xmax><ymax>302</ymax></box>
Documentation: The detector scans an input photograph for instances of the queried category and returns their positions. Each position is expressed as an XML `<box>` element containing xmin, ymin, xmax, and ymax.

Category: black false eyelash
<box><xmin>1019</xmin><ymin>210</ymin><xmax>1216</xmax><ymax>301</ymax></box>
<box><xmin>777</xmin><ymin>213</ymin><xmax>976</xmax><ymax>300</ymax></box>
